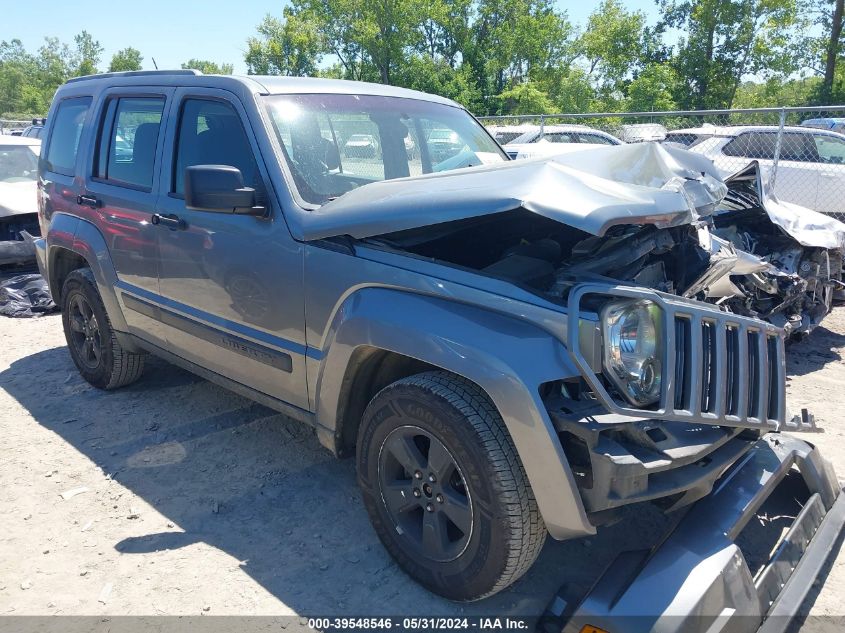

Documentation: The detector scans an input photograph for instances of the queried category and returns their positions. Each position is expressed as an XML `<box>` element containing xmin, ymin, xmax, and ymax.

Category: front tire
<box><xmin>357</xmin><ymin>371</ymin><xmax>545</xmax><ymax>601</ymax></box>
<box><xmin>61</xmin><ymin>268</ymin><xmax>145</xmax><ymax>390</ymax></box>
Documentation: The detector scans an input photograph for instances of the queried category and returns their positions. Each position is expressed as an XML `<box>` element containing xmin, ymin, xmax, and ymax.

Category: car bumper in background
<box><xmin>543</xmin><ymin>433</ymin><xmax>844</xmax><ymax>633</ymax></box>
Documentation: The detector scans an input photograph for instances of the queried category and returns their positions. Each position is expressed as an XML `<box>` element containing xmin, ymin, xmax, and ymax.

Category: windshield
<box><xmin>0</xmin><ymin>145</ymin><xmax>38</xmax><ymax>182</ymax></box>
<box><xmin>264</xmin><ymin>94</ymin><xmax>506</xmax><ymax>205</ymax></box>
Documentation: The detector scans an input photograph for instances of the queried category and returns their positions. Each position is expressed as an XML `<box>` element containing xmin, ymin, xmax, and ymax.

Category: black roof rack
<box><xmin>66</xmin><ymin>69</ymin><xmax>203</xmax><ymax>84</ymax></box>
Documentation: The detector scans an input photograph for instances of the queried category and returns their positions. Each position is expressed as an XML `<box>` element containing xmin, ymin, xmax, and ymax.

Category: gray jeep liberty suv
<box><xmin>36</xmin><ymin>71</ymin><xmax>842</xmax><ymax>612</ymax></box>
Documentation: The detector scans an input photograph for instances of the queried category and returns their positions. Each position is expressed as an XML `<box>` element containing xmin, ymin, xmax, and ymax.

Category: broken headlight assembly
<box><xmin>602</xmin><ymin>300</ymin><xmax>663</xmax><ymax>406</ymax></box>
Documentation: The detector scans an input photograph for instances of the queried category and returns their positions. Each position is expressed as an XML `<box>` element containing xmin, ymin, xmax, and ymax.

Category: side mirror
<box><xmin>184</xmin><ymin>165</ymin><xmax>264</xmax><ymax>215</ymax></box>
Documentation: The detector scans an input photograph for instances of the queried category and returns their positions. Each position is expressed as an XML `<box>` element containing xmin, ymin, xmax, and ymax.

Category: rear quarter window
<box><xmin>45</xmin><ymin>97</ymin><xmax>92</xmax><ymax>175</ymax></box>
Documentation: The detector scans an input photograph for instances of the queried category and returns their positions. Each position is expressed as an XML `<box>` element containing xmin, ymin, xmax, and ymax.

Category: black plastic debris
<box><xmin>0</xmin><ymin>274</ymin><xmax>57</xmax><ymax>317</ymax></box>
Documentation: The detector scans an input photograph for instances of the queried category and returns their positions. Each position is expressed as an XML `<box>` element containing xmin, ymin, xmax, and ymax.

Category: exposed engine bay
<box><xmin>366</xmin><ymin>162</ymin><xmax>844</xmax><ymax>339</ymax></box>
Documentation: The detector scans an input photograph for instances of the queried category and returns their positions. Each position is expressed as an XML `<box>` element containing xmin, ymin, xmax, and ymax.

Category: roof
<box><xmin>802</xmin><ymin>117</ymin><xmax>845</xmax><ymax>123</ymax></box>
<box><xmin>62</xmin><ymin>70</ymin><xmax>461</xmax><ymax>108</ymax></box>
<box><xmin>490</xmin><ymin>123</ymin><xmax>596</xmax><ymax>133</ymax></box>
<box><xmin>671</xmin><ymin>124</ymin><xmax>845</xmax><ymax>138</ymax></box>
<box><xmin>506</xmin><ymin>125</ymin><xmax>622</xmax><ymax>146</ymax></box>
<box><xmin>0</xmin><ymin>135</ymin><xmax>41</xmax><ymax>147</ymax></box>
<box><xmin>486</xmin><ymin>124</ymin><xmax>539</xmax><ymax>132</ymax></box>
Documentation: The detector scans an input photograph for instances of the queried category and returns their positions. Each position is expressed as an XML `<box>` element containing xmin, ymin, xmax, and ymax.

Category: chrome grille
<box><xmin>667</xmin><ymin>313</ymin><xmax>785</xmax><ymax>427</ymax></box>
<box><xmin>567</xmin><ymin>283</ymin><xmax>788</xmax><ymax>431</ymax></box>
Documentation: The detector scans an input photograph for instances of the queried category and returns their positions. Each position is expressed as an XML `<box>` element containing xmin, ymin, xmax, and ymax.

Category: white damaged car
<box><xmin>0</xmin><ymin>135</ymin><xmax>41</xmax><ymax>266</ymax></box>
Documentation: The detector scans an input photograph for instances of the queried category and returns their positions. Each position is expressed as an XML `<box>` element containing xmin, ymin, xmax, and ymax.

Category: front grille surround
<box><xmin>567</xmin><ymin>283</ymin><xmax>788</xmax><ymax>431</ymax></box>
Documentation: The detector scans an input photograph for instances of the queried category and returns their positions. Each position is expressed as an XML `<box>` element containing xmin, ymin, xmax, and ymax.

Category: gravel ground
<box><xmin>0</xmin><ymin>307</ymin><xmax>843</xmax><ymax>628</ymax></box>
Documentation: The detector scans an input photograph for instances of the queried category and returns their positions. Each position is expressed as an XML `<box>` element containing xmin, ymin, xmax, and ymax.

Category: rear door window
<box><xmin>45</xmin><ymin>97</ymin><xmax>92</xmax><ymax>175</ymax></box>
<box><xmin>542</xmin><ymin>132</ymin><xmax>575</xmax><ymax>143</ymax></box>
<box><xmin>778</xmin><ymin>133</ymin><xmax>819</xmax><ymax>162</ymax></box>
<box><xmin>577</xmin><ymin>133</ymin><xmax>616</xmax><ymax>145</ymax></box>
<box><xmin>723</xmin><ymin>132</ymin><xmax>777</xmax><ymax>160</ymax></box>
<box><xmin>95</xmin><ymin>97</ymin><xmax>165</xmax><ymax>189</ymax></box>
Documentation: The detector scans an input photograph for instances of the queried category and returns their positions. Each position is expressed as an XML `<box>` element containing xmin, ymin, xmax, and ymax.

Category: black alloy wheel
<box><xmin>378</xmin><ymin>425</ymin><xmax>473</xmax><ymax>563</ymax></box>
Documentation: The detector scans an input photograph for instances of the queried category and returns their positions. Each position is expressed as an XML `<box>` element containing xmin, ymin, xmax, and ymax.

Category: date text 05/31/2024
<box><xmin>307</xmin><ymin>618</ymin><xmax>530</xmax><ymax>630</ymax></box>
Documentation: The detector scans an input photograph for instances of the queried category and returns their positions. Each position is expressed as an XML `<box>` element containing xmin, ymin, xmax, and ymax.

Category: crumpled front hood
<box><xmin>300</xmin><ymin>143</ymin><xmax>727</xmax><ymax>241</ymax></box>
<box><xmin>0</xmin><ymin>180</ymin><xmax>38</xmax><ymax>218</ymax></box>
<box><xmin>721</xmin><ymin>162</ymin><xmax>845</xmax><ymax>250</ymax></box>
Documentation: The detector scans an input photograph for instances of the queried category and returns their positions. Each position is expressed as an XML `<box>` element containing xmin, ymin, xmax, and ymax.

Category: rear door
<box><xmin>770</xmin><ymin>132</ymin><xmax>821</xmax><ymax>210</ymax></box>
<box><xmin>152</xmin><ymin>88</ymin><xmax>308</xmax><ymax>410</ymax></box>
<box><xmin>83</xmin><ymin>87</ymin><xmax>173</xmax><ymax>345</ymax></box>
<box><xmin>721</xmin><ymin>131</ymin><xmax>819</xmax><ymax>209</ymax></box>
<box><xmin>40</xmin><ymin>95</ymin><xmax>94</xmax><ymax>237</ymax></box>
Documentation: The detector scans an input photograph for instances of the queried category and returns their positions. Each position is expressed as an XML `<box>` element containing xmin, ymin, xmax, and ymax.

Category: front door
<box><xmin>152</xmin><ymin>89</ymin><xmax>308</xmax><ymax>410</ymax></box>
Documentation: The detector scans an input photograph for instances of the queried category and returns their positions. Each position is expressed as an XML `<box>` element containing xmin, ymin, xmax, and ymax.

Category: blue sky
<box><xmin>2</xmin><ymin>1</ymin><xmax>664</xmax><ymax>74</ymax></box>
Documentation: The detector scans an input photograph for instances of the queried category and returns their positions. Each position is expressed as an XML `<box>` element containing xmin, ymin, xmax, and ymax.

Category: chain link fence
<box><xmin>478</xmin><ymin>106</ymin><xmax>845</xmax><ymax>221</ymax></box>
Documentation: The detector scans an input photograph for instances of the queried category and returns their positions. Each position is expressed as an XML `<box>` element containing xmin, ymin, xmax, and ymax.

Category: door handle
<box><xmin>151</xmin><ymin>213</ymin><xmax>186</xmax><ymax>230</ymax></box>
<box><xmin>76</xmin><ymin>194</ymin><xmax>102</xmax><ymax>208</ymax></box>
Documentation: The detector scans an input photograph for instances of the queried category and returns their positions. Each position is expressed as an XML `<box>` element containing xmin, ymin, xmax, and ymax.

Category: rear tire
<box><xmin>357</xmin><ymin>371</ymin><xmax>546</xmax><ymax>601</ymax></box>
<box><xmin>61</xmin><ymin>268</ymin><xmax>144</xmax><ymax>390</ymax></box>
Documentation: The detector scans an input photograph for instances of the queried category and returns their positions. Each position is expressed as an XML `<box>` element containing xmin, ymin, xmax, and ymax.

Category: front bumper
<box><xmin>544</xmin><ymin>434</ymin><xmax>844</xmax><ymax>633</ymax></box>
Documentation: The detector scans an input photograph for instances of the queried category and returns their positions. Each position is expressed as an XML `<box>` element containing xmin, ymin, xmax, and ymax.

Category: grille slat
<box><xmin>687</xmin><ymin>315</ymin><xmax>703</xmax><ymax>415</ymax></box>
<box><xmin>757</xmin><ymin>331</ymin><xmax>770</xmax><ymax>423</ymax></box>
<box><xmin>736</xmin><ymin>325</ymin><xmax>749</xmax><ymax>419</ymax></box>
<box><xmin>713</xmin><ymin>323</ymin><xmax>728</xmax><ymax>417</ymax></box>
<box><xmin>668</xmin><ymin>313</ymin><xmax>784</xmax><ymax>427</ymax></box>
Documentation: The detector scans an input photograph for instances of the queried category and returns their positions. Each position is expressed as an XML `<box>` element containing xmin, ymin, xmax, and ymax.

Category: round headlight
<box><xmin>603</xmin><ymin>300</ymin><xmax>663</xmax><ymax>406</ymax></box>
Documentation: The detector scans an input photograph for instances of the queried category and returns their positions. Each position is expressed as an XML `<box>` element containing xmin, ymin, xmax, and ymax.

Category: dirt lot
<box><xmin>1</xmin><ymin>306</ymin><xmax>844</xmax><ymax>627</ymax></box>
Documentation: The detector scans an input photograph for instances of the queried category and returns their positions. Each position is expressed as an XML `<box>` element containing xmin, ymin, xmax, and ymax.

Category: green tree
<box><xmin>626</xmin><ymin>63</ymin><xmax>679</xmax><ymax>112</ymax></box>
<box><xmin>245</xmin><ymin>12</ymin><xmax>322</xmax><ymax>75</ymax></box>
<box><xmin>74</xmin><ymin>30</ymin><xmax>103</xmax><ymax>76</ymax></box>
<box><xmin>108</xmin><ymin>47</ymin><xmax>143</xmax><ymax>72</ymax></box>
<box><xmin>0</xmin><ymin>39</ymin><xmax>41</xmax><ymax>115</ymax></box>
<box><xmin>543</xmin><ymin>69</ymin><xmax>595</xmax><ymax>113</ymax></box>
<box><xmin>814</xmin><ymin>0</ymin><xmax>845</xmax><ymax>103</ymax></box>
<box><xmin>497</xmin><ymin>81</ymin><xmax>555</xmax><ymax>114</ymax></box>
<box><xmin>394</xmin><ymin>56</ymin><xmax>482</xmax><ymax>110</ymax></box>
<box><xmin>659</xmin><ymin>0</ymin><xmax>807</xmax><ymax>108</ymax></box>
<box><xmin>472</xmin><ymin>0</ymin><xmax>574</xmax><ymax>97</ymax></box>
<box><xmin>181</xmin><ymin>59</ymin><xmax>234</xmax><ymax>74</ymax></box>
<box><xmin>578</xmin><ymin>0</ymin><xmax>650</xmax><ymax>96</ymax></box>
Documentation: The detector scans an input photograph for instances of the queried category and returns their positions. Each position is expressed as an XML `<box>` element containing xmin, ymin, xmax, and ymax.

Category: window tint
<box><xmin>665</xmin><ymin>133</ymin><xmax>698</xmax><ymax>146</ymax></box>
<box><xmin>173</xmin><ymin>99</ymin><xmax>258</xmax><ymax>195</ymax></box>
<box><xmin>96</xmin><ymin>97</ymin><xmax>164</xmax><ymax>189</ymax></box>
<box><xmin>542</xmin><ymin>132</ymin><xmax>575</xmax><ymax>143</ymax></box>
<box><xmin>814</xmin><ymin>134</ymin><xmax>845</xmax><ymax>164</ymax></box>
<box><xmin>578</xmin><ymin>133</ymin><xmax>616</xmax><ymax>145</ymax></box>
<box><xmin>722</xmin><ymin>132</ymin><xmax>777</xmax><ymax>160</ymax></box>
<box><xmin>45</xmin><ymin>97</ymin><xmax>91</xmax><ymax>175</ymax></box>
<box><xmin>494</xmin><ymin>131</ymin><xmax>523</xmax><ymax>145</ymax></box>
<box><xmin>778</xmin><ymin>133</ymin><xmax>819</xmax><ymax>162</ymax></box>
